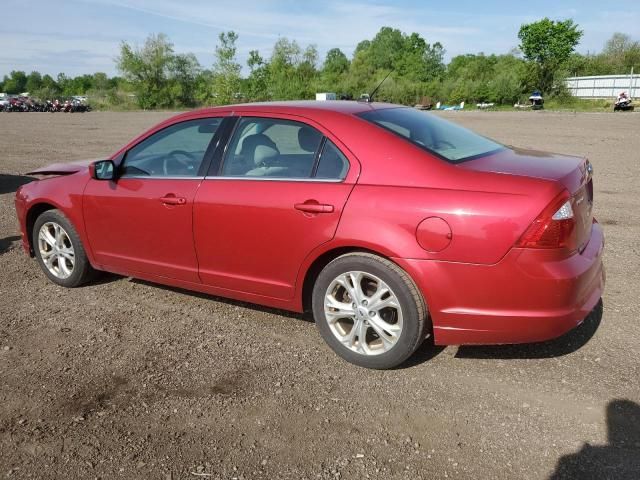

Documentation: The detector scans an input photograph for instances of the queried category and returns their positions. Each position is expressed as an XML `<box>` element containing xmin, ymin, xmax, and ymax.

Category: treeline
<box><xmin>565</xmin><ymin>32</ymin><xmax>640</xmax><ymax>76</ymax></box>
<box><xmin>2</xmin><ymin>21</ymin><xmax>639</xmax><ymax>110</ymax></box>
<box><xmin>0</xmin><ymin>70</ymin><xmax>129</xmax><ymax>109</ymax></box>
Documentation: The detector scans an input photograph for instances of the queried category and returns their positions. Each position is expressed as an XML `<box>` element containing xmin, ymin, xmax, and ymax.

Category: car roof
<box><xmin>184</xmin><ymin>100</ymin><xmax>400</xmax><ymax>118</ymax></box>
<box><xmin>111</xmin><ymin>101</ymin><xmax>407</xmax><ymax>159</ymax></box>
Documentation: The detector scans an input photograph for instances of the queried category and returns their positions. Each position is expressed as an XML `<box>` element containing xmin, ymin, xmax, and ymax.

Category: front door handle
<box><xmin>160</xmin><ymin>194</ymin><xmax>186</xmax><ymax>205</ymax></box>
<box><xmin>294</xmin><ymin>201</ymin><xmax>334</xmax><ymax>214</ymax></box>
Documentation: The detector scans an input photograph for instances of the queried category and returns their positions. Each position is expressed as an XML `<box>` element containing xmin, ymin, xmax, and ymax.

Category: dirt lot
<box><xmin>1</xmin><ymin>110</ymin><xmax>639</xmax><ymax>479</ymax></box>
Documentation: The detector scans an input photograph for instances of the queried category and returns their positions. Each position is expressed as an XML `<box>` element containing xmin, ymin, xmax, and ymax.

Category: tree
<box><xmin>244</xmin><ymin>50</ymin><xmax>269</xmax><ymax>101</ymax></box>
<box><xmin>41</xmin><ymin>74</ymin><xmax>57</xmax><ymax>89</ymax></box>
<box><xmin>298</xmin><ymin>45</ymin><xmax>319</xmax><ymax>97</ymax></box>
<box><xmin>2</xmin><ymin>71</ymin><xmax>28</xmax><ymax>94</ymax></box>
<box><xmin>170</xmin><ymin>53</ymin><xmax>200</xmax><ymax>106</ymax></box>
<box><xmin>247</xmin><ymin>50</ymin><xmax>264</xmax><ymax>72</ymax></box>
<box><xmin>348</xmin><ymin>28</ymin><xmax>403</xmax><ymax>94</ymax></box>
<box><xmin>323</xmin><ymin>48</ymin><xmax>349</xmax><ymax>75</ymax></box>
<box><xmin>320</xmin><ymin>48</ymin><xmax>350</xmax><ymax>93</ymax></box>
<box><xmin>345</xmin><ymin>27</ymin><xmax>446</xmax><ymax>100</ymax></box>
<box><xmin>33</xmin><ymin>74</ymin><xmax>61</xmax><ymax>100</ymax></box>
<box><xmin>210</xmin><ymin>31</ymin><xmax>242</xmax><ymax>105</ymax></box>
<box><xmin>117</xmin><ymin>33</ymin><xmax>180</xmax><ymax>108</ymax></box>
<box><xmin>396</xmin><ymin>33</ymin><xmax>445</xmax><ymax>82</ymax></box>
<box><xmin>603</xmin><ymin>32</ymin><xmax>640</xmax><ymax>71</ymax></box>
<box><xmin>92</xmin><ymin>72</ymin><xmax>111</xmax><ymax>91</ymax></box>
<box><xmin>518</xmin><ymin>18</ymin><xmax>583</xmax><ymax>93</ymax></box>
<box><xmin>25</xmin><ymin>71</ymin><xmax>43</xmax><ymax>93</ymax></box>
<box><xmin>268</xmin><ymin>37</ymin><xmax>303</xmax><ymax>99</ymax></box>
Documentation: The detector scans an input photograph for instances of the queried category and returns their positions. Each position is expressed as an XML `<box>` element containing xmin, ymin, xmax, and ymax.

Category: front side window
<box><xmin>221</xmin><ymin>117</ymin><xmax>323</xmax><ymax>178</ymax></box>
<box><xmin>121</xmin><ymin>118</ymin><xmax>221</xmax><ymax>177</ymax></box>
<box><xmin>358</xmin><ymin>107</ymin><xmax>504</xmax><ymax>163</ymax></box>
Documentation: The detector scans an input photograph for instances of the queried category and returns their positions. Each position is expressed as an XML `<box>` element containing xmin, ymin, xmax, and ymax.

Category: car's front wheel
<box><xmin>312</xmin><ymin>252</ymin><xmax>428</xmax><ymax>369</ymax></box>
<box><xmin>32</xmin><ymin>209</ymin><xmax>96</xmax><ymax>287</ymax></box>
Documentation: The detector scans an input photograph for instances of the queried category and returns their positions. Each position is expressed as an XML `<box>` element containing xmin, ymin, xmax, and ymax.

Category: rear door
<box><xmin>193</xmin><ymin>114</ymin><xmax>359</xmax><ymax>299</ymax></box>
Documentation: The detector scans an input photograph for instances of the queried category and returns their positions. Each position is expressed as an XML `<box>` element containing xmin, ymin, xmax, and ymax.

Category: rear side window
<box><xmin>221</xmin><ymin>117</ymin><xmax>328</xmax><ymax>179</ymax></box>
<box><xmin>358</xmin><ymin>108</ymin><xmax>504</xmax><ymax>163</ymax></box>
<box><xmin>315</xmin><ymin>140</ymin><xmax>349</xmax><ymax>180</ymax></box>
<box><xmin>262</xmin><ymin>122</ymin><xmax>320</xmax><ymax>155</ymax></box>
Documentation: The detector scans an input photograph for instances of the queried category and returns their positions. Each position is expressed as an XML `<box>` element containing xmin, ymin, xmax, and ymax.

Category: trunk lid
<box><xmin>461</xmin><ymin>147</ymin><xmax>594</xmax><ymax>252</ymax></box>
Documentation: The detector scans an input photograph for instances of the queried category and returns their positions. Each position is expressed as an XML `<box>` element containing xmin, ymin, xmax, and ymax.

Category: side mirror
<box><xmin>90</xmin><ymin>160</ymin><xmax>115</xmax><ymax>180</ymax></box>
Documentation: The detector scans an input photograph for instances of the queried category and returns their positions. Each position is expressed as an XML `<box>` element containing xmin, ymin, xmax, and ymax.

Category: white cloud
<box><xmin>0</xmin><ymin>31</ymin><xmax>118</xmax><ymax>75</ymax></box>
<box><xmin>2</xmin><ymin>0</ymin><xmax>638</xmax><ymax>77</ymax></box>
<box><xmin>80</xmin><ymin>0</ymin><xmax>484</xmax><ymax>53</ymax></box>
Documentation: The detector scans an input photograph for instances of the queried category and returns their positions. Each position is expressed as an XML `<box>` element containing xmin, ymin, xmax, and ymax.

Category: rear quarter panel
<box><xmin>335</xmin><ymin>181</ymin><xmax>558</xmax><ymax>264</ymax></box>
<box><xmin>324</xmin><ymin>118</ymin><xmax>564</xmax><ymax>265</ymax></box>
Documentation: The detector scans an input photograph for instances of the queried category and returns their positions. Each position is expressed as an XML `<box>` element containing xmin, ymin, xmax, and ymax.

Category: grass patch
<box><xmin>457</xmin><ymin>97</ymin><xmax>618</xmax><ymax>113</ymax></box>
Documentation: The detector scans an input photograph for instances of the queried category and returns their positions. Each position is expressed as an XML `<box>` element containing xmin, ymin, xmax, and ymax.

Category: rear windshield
<box><xmin>358</xmin><ymin>107</ymin><xmax>504</xmax><ymax>163</ymax></box>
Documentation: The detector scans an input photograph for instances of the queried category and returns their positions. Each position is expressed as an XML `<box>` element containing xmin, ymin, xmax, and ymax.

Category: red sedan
<box><xmin>14</xmin><ymin>102</ymin><xmax>605</xmax><ymax>369</ymax></box>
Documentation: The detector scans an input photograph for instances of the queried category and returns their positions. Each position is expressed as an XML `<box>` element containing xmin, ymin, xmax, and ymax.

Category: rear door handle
<box><xmin>294</xmin><ymin>201</ymin><xmax>334</xmax><ymax>214</ymax></box>
<box><xmin>160</xmin><ymin>195</ymin><xmax>187</xmax><ymax>205</ymax></box>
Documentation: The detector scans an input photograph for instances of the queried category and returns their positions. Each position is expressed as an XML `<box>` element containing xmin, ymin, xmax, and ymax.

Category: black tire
<box><xmin>32</xmin><ymin>209</ymin><xmax>96</xmax><ymax>287</ymax></box>
<box><xmin>312</xmin><ymin>252</ymin><xmax>428</xmax><ymax>369</ymax></box>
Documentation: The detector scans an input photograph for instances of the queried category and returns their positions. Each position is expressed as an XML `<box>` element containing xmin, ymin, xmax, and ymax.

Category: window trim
<box><xmin>207</xmin><ymin>116</ymin><xmax>240</xmax><ymax>177</ymax></box>
<box><xmin>113</xmin><ymin>175</ymin><xmax>206</xmax><ymax>181</ymax></box>
<box><xmin>313</xmin><ymin>138</ymin><xmax>349</xmax><ymax>181</ymax></box>
<box><xmin>118</xmin><ymin>117</ymin><xmax>227</xmax><ymax>179</ymax></box>
<box><xmin>310</xmin><ymin>137</ymin><xmax>327</xmax><ymax>178</ymax></box>
<box><xmin>204</xmin><ymin>176</ymin><xmax>344</xmax><ymax>183</ymax></box>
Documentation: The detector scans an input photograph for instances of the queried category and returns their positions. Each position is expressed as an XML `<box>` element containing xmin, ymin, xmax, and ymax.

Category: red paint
<box><xmin>14</xmin><ymin>101</ymin><xmax>605</xmax><ymax>346</ymax></box>
<box><xmin>83</xmin><ymin>178</ymin><xmax>202</xmax><ymax>282</ymax></box>
<box><xmin>416</xmin><ymin>217</ymin><xmax>452</xmax><ymax>252</ymax></box>
<box><xmin>193</xmin><ymin>179</ymin><xmax>355</xmax><ymax>299</ymax></box>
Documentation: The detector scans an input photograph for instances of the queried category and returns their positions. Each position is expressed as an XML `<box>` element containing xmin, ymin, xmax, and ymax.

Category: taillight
<box><xmin>516</xmin><ymin>191</ymin><xmax>577</xmax><ymax>250</ymax></box>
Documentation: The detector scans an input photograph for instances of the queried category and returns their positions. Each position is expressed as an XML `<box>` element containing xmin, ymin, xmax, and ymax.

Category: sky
<box><xmin>1</xmin><ymin>0</ymin><xmax>638</xmax><ymax>78</ymax></box>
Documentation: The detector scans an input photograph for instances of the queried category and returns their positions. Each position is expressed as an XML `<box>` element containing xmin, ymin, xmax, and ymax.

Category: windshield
<box><xmin>358</xmin><ymin>107</ymin><xmax>504</xmax><ymax>163</ymax></box>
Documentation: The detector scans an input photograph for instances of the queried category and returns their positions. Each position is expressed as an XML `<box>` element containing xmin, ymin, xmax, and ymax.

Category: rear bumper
<box><xmin>395</xmin><ymin>222</ymin><xmax>605</xmax><ymax>345</ymax></box>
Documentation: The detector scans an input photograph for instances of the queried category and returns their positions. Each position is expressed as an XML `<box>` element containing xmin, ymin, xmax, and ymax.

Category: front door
<box><xmin>193</xmin><ymin>115</ymin><xmax>358</xmax><ymax>299</ymax></box>
<box><xmin>83</xmin><ymin>117</ymin><xmax>224</xmax><ymax>282</ymax></box>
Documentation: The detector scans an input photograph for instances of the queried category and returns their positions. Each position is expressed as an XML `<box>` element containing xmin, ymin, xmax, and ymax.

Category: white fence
<box><xmin>566</xmin><ymin>73</ymin><xmax>638</xmax><ymax>99</ymax></box>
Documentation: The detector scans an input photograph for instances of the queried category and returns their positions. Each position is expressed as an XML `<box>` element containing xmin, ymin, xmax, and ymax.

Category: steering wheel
<box><xmin>163</xmin><ymin>150</ymin><xmax>196</xmax><ymax>176</ymax></box>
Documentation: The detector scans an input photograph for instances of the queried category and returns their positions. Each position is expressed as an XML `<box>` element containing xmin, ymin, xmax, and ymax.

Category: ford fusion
<box><xmin>14</xmin><ymin>102</ymin><xmax>605</xmax><ymax>369</ymax></box>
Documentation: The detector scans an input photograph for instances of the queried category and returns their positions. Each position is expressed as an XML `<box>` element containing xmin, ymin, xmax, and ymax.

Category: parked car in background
<box><xmin>14</xmin><ymin>101</ymin><xmax>605</xmax><ymax>369</ymax></box>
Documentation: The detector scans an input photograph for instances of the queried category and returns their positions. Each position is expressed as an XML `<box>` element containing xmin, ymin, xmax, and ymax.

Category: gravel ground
<box><xmin>0</xmin><ymin>110</ymin><xmax>639</xmax><ymax>480</ymax></box>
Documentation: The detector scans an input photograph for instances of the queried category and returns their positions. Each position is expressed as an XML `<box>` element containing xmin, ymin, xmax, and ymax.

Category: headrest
<box><xmin>298</xmin><ymin>127</ymin><xmax>321</xmax><ymax>153</ymax></box>
<box><xmin>254</xmin><ymin>144</ymin><xmax>279</xmax><ymax>166</ymax></box>
<box><xmin>240</xmin><ymin>133</ymin><xmax>277</xmax><ymax>155</ymax></box>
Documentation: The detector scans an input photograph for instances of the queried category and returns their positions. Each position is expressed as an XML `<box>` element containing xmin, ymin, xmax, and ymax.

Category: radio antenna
<box><xmin>367</xmin><ymin>71</ymin><xmax>392</xmax><ymax>103</ymax></box>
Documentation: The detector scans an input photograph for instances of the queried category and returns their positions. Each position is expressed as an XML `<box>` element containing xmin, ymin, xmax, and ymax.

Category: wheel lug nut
<box><xmin>369</xmin><ymin>311</ymin><xmax>375</xmax><ymax>317</ymax></box>
<box><xmin>352</xmin><ymin>303</ymin><xmax>356</xmax><ymax>308</ymax></box>
<box><xmin>362</xmin><ymin>300</ymin><xmax>368</xmax><ymax>306</ymax></box>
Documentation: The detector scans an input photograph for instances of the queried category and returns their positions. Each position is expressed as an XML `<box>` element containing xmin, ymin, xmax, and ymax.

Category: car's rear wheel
<box><xmin>312</xmin><ymin>252</ymin><xmax>428</xmax><ymax>369</ymax></box>
<box><xmin>32</xmin><ymin>209</ymin><xmax>95</xmax><ymax>287</ymax></box>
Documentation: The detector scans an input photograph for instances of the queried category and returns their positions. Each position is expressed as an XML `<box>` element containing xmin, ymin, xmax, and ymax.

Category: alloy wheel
<box><xmin>37</xmin><ymin>222</ymin><xmax>75</xmax><ymax>279</ymax></box>
<box><xmin>324</xmin><ymin>271</ymin><xmax>403</xmax><ymax>356</ymax></box>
